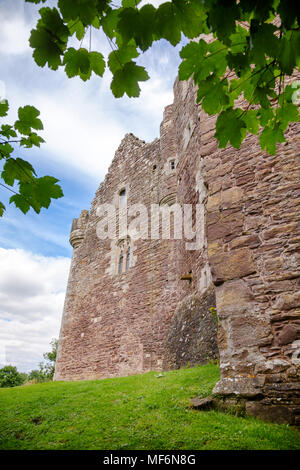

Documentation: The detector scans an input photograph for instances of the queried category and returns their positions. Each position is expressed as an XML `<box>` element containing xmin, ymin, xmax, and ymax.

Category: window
<box><xmin>118</xmin><ymin>243</ymin><xmax>124</xmax><ymax>274</ymax></box>
<box><xmin>170</xmin><ymin>160</ymin><xmax>175</xmax><ymax>171</ymax></box>
<box><xmin>126</xmin><ymin>246</ymin><xmax>131</xmax><ymax>271</ymax></box>
<box><xmin>117</xmin><ymin>238</ymin><xmax>131</xmax><ymax>274</ymax></box>
<box><xmin>119</xmin><ymin>189</ymin><xmax>126</xmax><ymax>206</ymax></box>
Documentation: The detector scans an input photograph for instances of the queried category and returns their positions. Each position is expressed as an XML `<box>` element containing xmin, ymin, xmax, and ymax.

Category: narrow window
<box><xmin>119</xmin><ymin>189</ymin><xmax>126</xmax><ymax>206</ymax></box>
<box><xmin>118</xmin><ymin>248</ymin><xmax>124</xmax><ymax>274</ymax></box>
<box><xmin>126</xmin><ymin>245</ymin><xmax>131</xmax><ymax>271</ymax></box>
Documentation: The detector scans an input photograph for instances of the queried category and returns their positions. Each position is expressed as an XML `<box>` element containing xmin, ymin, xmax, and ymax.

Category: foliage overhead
<box><xmin>0</xmin><ymin>99</ymin><xmax>63</xmax><ymax>216</ymax></box>
<box><xmin>25</xmin><ymin>0</ymin><xmax>300</xmax><ymax>156</ymax></box>
<box><xmin>2</xmin><ymin>1</ymin><xmax>300</xmax><ymax>216</ymax></box>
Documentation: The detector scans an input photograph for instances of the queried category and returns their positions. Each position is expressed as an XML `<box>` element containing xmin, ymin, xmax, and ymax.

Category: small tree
<box><xmin>28</xmin><ymin>339</ymin><xmax>58</xmax><ymax>383</ymax></box>
<box><xmin>0</xmin><ymin>365</ymin><xmax>26</xmax><ymax>388</ymax></box>
<box><xmin>42</xmin><ymin>338</ymin><xmax>58</xmax><ymax>380</ymax></box>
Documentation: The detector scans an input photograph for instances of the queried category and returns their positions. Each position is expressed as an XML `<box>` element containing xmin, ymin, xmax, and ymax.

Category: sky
<box><xmin>0</xmin><ymin>0</ymin><xmax>183</xmax><ymax>372</ymax></box>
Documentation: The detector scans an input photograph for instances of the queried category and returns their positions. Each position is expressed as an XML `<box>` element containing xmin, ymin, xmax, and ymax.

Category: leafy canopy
<box><xmin>25</xmin><ymin>0</ymin><xmax>300</xmax><ymax>158</ymax></box>
<box><xmin>0</xmin><ymin>99</ymin><xmax>63</xmax><ymax>217</ymax></box>
<box><xmin>3</xmin><ymin>1</ymin><xmax>299</xmax><ymax>217</ymax></box>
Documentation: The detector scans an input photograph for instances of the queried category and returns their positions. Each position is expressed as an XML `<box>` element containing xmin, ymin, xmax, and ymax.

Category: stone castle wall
<box><xmin>55</xmin><ymin>75</ymin><xmax>300</xmax><ymax>424</ymax></box>
<box><xmin>54</xmin><ymin>78</ymin><xmax>218</xmax><ymax>382</ymax></box>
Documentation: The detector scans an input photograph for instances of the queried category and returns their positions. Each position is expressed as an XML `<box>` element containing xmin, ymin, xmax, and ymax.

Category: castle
<box><xmin>54</xmin><ymin>76</ymin><xmax>300</xmax><ymax>425</ymax></box>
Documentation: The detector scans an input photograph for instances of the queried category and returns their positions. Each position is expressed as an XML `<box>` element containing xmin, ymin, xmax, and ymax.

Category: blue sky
<box><xmin>0</xmin><ymin>0</ymin><xmax>183</xmax><ymax>372</ymax></box>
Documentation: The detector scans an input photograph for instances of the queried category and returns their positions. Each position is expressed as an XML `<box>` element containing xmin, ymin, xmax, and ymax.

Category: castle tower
<box><xmin>55</xmin><ymin>75</ymin><xmax>300</xmax><ymax>425</ymax></box>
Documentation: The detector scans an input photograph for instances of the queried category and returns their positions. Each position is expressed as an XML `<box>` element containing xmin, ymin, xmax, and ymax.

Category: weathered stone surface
<box><xmin>245</xmin><ymin>401</ymin><xmax>294</xmax><ymax>425</ymax></box>
<box><xmin>229</xmin><ymin>234</ymin><xmax>260</xmax><ymax>250</ymax></box>
<box><xmin>276</xmin><ymin>324</ymin><xmax>299</xmax><ymax>346</ymax></box>
<box><xmin>216</xmin><ymin>280</ymin><xmax>254</xmax><ymax>319</ymax></box>
<box><xmin>163</xmin><ymin>287</ymin><xmax>218</xmax><ymax>370</ymax></box>
<box><xmin>274</xmin><ymin>291</ymin><xmax>300</xmax><ymax>310</ymax></box>
<box><xmin>210</xmin><ymin>248</ymin><xmax>256</xmax><ymax>283</ymax></box>
<box><xmin>54</xmin><ymin>66</ymin><xmax>300</xmax><ymax>425</ymax></box>
<box><xmin>262</xmin><ymin>223</ymin><xmax>298</xmax><ymax>240</ymax></box>
<box><xmin>190</xmin><ymin>396</ymin><xmax>214</xmax><ymax>410</ymax></box>
<box><xmin>213</xmin><ymin>376</ymin><xmax>265</xmax><ymax>398</ymax></box>
<box><xmin>222</xmin><ymin>187</ymin><xmax>243</xmax><ymax>209</ymax></box>
<box><xmin>230</xmin><ymin>316</ymin><xmax>271</xmax><ymax>349</ymax></box>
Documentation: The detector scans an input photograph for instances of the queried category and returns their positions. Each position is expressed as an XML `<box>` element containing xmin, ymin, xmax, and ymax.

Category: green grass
<box><xmin>0</xmin><ymin>363</ymin><xmax>299</xmax><ymax>450</ymax></box>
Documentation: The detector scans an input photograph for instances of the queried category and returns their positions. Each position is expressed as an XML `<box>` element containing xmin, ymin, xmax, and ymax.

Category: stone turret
<box><xmin>69</xmin><ymin>210</ymin><xmax>89</xmax><ymax>249</ymax></box>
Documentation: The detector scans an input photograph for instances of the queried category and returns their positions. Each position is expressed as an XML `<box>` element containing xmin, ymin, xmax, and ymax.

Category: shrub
<box><xmin>0</xmin><ymin>365</ymin><xmax>26</xmax><ymax>388</ymax></box>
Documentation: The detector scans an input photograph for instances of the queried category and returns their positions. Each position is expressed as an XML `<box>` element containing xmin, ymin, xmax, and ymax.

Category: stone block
<box><xmin>207</xmin><ymin>193</ymin><xmax>221</xmax><ymax>212</ymax></box>
<box><xmin>210</xmin><ymin>248</ymin><xmax>256</xmax><ymax>283</ymax></box>
<box><xmin>216</xmin><ymin>280</ymin><xmax>254</xmax><ymax>318</ymax></box>
<box><xmin>262</xmin><ymin>223</ymin><xmax>298</xmax><ymax>240</ymax></box>
<box><xmin>245</xmin><ymin>401</ymin><xmax>294</xmax><ymax>425</ymax></box>
<box><xmin>274</xmin><ymin>291</ymin><xmax>300</xmax><ymax>310</ymax></box>
<box><xmin>276</xmin><ymin>324</ymin><xmax>299</xmax><ymax>345</ymax></box>
<box><xmin>230</xmin><ymin>316</ymin><xmax>271</xmax><ymax>349</ymax></box>
<box><xmin>229</xmin><ymin>234</ymin><xmax>260</xmax><ymax>250</ymax></box>
<box><xmin>190</xmin><ymin>396</ymin><xmax>214</xmax><ymax>410</ymax></box>
<box><xmin>221</xmin><ymin>187</ymin><xmax>243</xmax><ymax>209</ymax></box>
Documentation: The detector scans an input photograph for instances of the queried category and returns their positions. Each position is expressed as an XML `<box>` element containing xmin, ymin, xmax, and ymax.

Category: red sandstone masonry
<box><xmin>55</xmin><ymin>74</ymin><xmax>300</xmax><ymax>424</ymax></box>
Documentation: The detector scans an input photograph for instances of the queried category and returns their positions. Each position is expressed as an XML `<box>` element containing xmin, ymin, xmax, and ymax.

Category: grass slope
<box><xmin>0</xmin><ymin>363</ymin><xmax>299</xmax><ymax>450</ymax></box>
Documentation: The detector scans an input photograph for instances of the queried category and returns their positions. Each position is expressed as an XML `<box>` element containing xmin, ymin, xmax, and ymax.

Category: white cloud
<box><xmin>0</xmin><ymin>248</ymin><xmax>70</xmax><ymax>372</ymax></box>
<box><xmin>0</xmin><ymin>0</ymin><xmax>181</xmax><ymax>183</ymax></box>
<box><xmin>0</xmin><ymin>2</ymin><xmax>33</xmax><ymax>56</ymax></box>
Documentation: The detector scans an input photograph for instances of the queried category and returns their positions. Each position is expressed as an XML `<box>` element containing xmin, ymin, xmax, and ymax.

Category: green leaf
<box><xmin>0</xmin><ymin>100</ymin><xmax>9</xmax><ymax>117</ymax></box>
<box><xmin>1</xmin><ymin>125</ymin><xmax>17</xmax><ymax>139</ymax></box>
<box><xmin>1</xmin><ymin>158</ymin><xmax>36</xmax><ymax>186</ymax></box>
<box><xmin>207</xmin><ymin>1</ymin><xmax>240</xmax><ymax>44</ymax></box>
<box><xmin>122</xmin><ymin>0</ymin><xmax>142</xmax><ymax>7</ymax></box>
<box><xmin>155</xmin><ymin>3</ymin><xmax>181</xmax><ymax>46</ymax></box>
<box><xmin>68</xmin><ymin>19</ymin><xmax>85</xmax><ymax>40</ymax></box>
<box><xmin>0</xmin><ymin>142</ymin><xmax>14</xmax><ymax>160</ymax></box>
<box><xmin>101</xmin><ymin>8</ymin><xmax>119</xmax><ymax>38</ymax></box>
<box><xmin>111</xmin><ymin>62</ymin><xmax>149</xmax><ymax>98</ymax></box>
<box><xmin>30</xmin><ymin>29</ymin><xmax>63</xmax><ymax>70</ymax></box>
<box><xmin>9</xmin><ymin>194</ymin><xmax>31</xmax><ymax>214</ymax></box>
<box><xmin>197</xmin><ymin>76</ymin><xmax>230</xmax><ymax>115</ymax></box>
<box><xmin>215</xmin><ymin>108</ymin><xmax>247</xmax><ymax>148</ymax></box>
<box><xmin>259</xmin><ymin>124</ymin><xmax>286</xmax><ymax>155</ymax></box>
<box><xmin>15</xmin><ymin>106</ymin><xmax>43</xmax><ymax>136</ymax></box>
<box><xmin>89</xmin><ymin>51</ymin><xmax>105</xmax><ymax>77</ymax></box>
<box><xmin>63</xmin><ymin>48</ymin><xmax>105</xmax><ymax>80</ymax></box>
<box><xmin>108</xmin><ymin>44</ymin><xmax>138</xmax><ymax>74</ymax></box>
<box><xmin>242</xmin><ymin>109</ymin><xmax>260</xmax><ymax>135</ymax></box>
<box><xmin>32</xmin><ymin>176</ymin><xmax>64</xmax><ymax>208</ymax></box>
<box><xmin>118</xmin><ymin>5</ymin><xmax>156</xmax><ymax>51</ymax></box>
<box><xmin>14</xmin><ymin>176</ymin><xmax>64</xmax><ymax>214</ymax></box>
<box><xmin>63</xmin><ymin>47</ymin><xmax>90</xmax><ymax>78</ymax></box>
<box><xmin>173</xmin><ymin>0</ymin><xmax>209</xmax><ymax>39</ymax></box>
<box><xmin>29</xmin><ymin>7</ymin><xmax>69</xmax><ymax>70</ymax></box>
<box><xmin>179</xmin><ymin>40</ymin><xmax>209</xmax><ymax>81</ymax></box>
<box><xmin>277</xmin><ymin>102</ymin><xmax>300</xmax><ymax>131</ymax></box>
<box><xmin>58</xmin><ymin>0</ymin><xmax>99</xmax><ymax>24</ymax></box>
<box><xmin>249</xmin><ymin>22</ymin><xmax>278</xmax><ymax>66</ymax></box>
<box><xmin>278</xmin><ymin>36</ymin><xmax>298</xmax><ymax>75</ymax></box>
<box><xmin>258</xmin><ymin>107</ymin><xmax>274</xmax><ymax>127</ymax></box>
<box><xmin>0</xmin><ymin>201</ymin><xmax>6</xmax><ymax>217</ymax></box>
<box><xmin>20</xmin><ymin>133</ymin><xmax>45</xmax><ymax>148</ymax></box>
<box><xmin>278</xmin><ymin>0</ymin><xmax>299</xmax><ymax>29</ymax></box>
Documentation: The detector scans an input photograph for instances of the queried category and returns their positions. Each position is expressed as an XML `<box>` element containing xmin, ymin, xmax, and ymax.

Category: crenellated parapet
<box><xmin>69</xmin><ymin>210</ymin><xmax>89</xmax><ymax>249</ymax></box>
